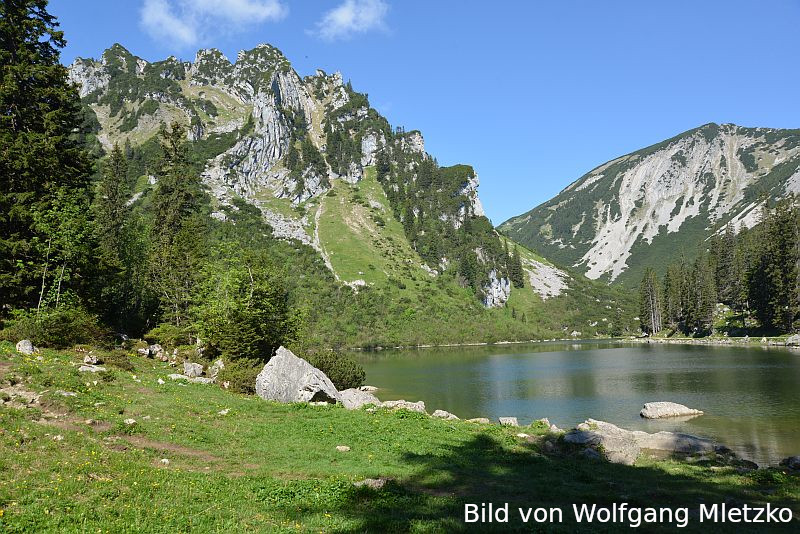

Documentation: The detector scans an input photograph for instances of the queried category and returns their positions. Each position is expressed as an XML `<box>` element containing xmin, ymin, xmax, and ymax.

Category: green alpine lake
<box><xmin>355</xmin><ymin>342</ymin><xmax>800</xmax><ymax>466</ymax></box>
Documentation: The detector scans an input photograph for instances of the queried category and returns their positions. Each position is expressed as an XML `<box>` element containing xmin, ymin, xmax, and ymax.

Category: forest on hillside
<box><xmin>638</xmin><ymin>198</ymin><xmax>800</xmax><ymax>336</ymax></box>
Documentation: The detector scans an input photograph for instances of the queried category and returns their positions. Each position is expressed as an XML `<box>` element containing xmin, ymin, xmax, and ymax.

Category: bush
<box><xmin>216</xmin><ymin>358</ymin><xmax>263</xmax><ymax>395</ymax></box>
<box><xmin>104</xmin><ymin>350</ymin><xmax>135</xmax><ymax>372</ymax></box>
<box><xmin>0</xmin><ymin>306</ymin><xmax>109</xmax><ymax>348</ymax></box>
<box><xmin>306</xmin><ymin>350</ymin><xmax>365</xmax><ymax>390</ymax></box>
<box><xmin>144</xmin><ymin>323</ymin><xmax>192</xmax><ymax>347</ymax></box>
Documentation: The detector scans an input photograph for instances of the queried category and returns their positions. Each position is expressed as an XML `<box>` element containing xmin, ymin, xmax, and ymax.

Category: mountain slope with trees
<box><xmin>0</xmin><ymin>1</ymin><xmax>637</xmax><ymax>372</ymax></box>
<box><xmin>500</xmin><ymin>123</ymin><xmax>800</xmax><ymax>286</ymax></box>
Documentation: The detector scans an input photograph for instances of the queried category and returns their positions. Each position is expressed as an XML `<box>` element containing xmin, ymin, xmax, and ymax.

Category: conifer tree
<box><xmin>509</xmin><ymin>245</ymin><xmax>525</xmax><ymax>288</ymax></box>
<box><xmin>639</xmin><ymin>267</ymin><xmax>662</xmax><ymax>334</ymax></box>
<box><xmin>0</xmin><ymin>0</ymin><xmax>92</xmax><ymax>312</ymax></box>
<box><xmin>149</xmin><ymin>123</ymin><xmax>205</xmax><ymax>326</ymax></box>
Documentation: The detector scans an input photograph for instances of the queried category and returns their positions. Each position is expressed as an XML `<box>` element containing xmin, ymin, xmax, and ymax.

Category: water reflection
<box><xmin>353</xmin><ymin>342</ymin><xmax>800</xmax><ymax>465</ymax></box>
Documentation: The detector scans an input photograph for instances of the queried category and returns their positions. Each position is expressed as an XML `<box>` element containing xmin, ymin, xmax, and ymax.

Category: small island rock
<box><xmin>640</xmin><ymin>402</ymin><xmax>703</xmax><ymax>419</ymax></box>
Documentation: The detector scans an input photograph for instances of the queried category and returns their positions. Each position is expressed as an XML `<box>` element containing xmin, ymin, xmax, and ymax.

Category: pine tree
<box><xmin>639</xmin><ymin>268</ymin><xmax>662</xmax><ymax>334</ymax></box>
<box><xmin>0</xmin><ymin>0</ymin><xmax>92</xmax><ymax>312</ymax></box>
<box><xmin>714</xmin><ymin>223</ymin><xmax>737</xmax><ymax>304</ymax></box>
<box><xmin>94</xmin><ymin>145</ymin><xmax>130</xmax><ymax>265</ymax></box>
<box><xmin>509</xmin><ymin>245</ymin><xmax>525</xmax><ymax>288</ymax></box>
<box><xmin>149</xmin><ymin>123</ymin><xmax>205</xmax><ymax>326</ymax></box>
<box><xmin>688</xmin><ymin>256</ymin><xmax>717</xmax><ymax>334</ymax></box>
<box><xmin>752</xmin><ymin>198</ymin><xmax>800</xmax><ymax>331</ymax></box>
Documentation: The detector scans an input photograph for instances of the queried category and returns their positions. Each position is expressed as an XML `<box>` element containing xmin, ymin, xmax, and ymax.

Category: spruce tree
<box><xmin>0</xmin><ymin>0</ymin><xmax>92</xmax><ymax>312</ymax></box>
<box><xmin>509</xmin><ymin>245</ymin><xmax>525</xmax><ymax>288</ymax></box>
<box><xmin>149</xmin><ymin>123</ymin><xmax>205</xmax><ymax>326</ymax></box>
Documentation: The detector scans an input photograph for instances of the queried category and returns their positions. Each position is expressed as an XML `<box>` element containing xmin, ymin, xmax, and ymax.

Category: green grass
<box><xmin>318</xmin><ymin>166</ymin><xmax>431</xmax><ymax>286</ymax></box>
<box><xmin>1</xmin><ymin>342</ymin><xmax>797</xmax><ymax>532</ymax></box>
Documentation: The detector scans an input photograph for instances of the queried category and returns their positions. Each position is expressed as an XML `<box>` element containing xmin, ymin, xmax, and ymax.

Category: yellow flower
<box><xmin>0</xmin><ymin>509</ymin><xmax>4</xmax><ymax>517</ymax></box>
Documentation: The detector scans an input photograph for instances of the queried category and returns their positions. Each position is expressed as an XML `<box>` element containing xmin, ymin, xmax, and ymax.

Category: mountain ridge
<box><xmin>500</xmin><ymin>122</ymin><xmax>800</xmax><ymax>285</ymax></box>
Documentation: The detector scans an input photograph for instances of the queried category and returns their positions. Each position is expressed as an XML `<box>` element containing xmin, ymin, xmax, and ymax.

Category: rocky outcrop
<box><xmin>183</xmin><ymin>362</ymin><xmax>204</xmax><ymax>378</ymax></box>
<box><xmin>786</xmin><ymin>334</ymin><xmax>800</xmax><ymax>347</ymax></box>
<box><xmin>68</xmin><ymin>58</ymin><xmax>109</xmax><ymax>97</ymax></box>
<box><xmin>482</xmin><ymin>269</ymin><xmax>511</xmax><ymax>308</ymax></box>
<box><xmin>499</xmin><ymin>417</ymin><xmax>519</xmax><ymax>426</ymax></box>
<box><xmin>340</xmin><ymin>388</ymin><xmax>380</xmax><ymax>410</ymax></box>
<box><xmin>255</xmin><ymin>346</ymin><xmax>340</xmax><ymax>404</ymax></box>
<box><xmin>360</xmin><ymin>131</ymin><xmax>384</xmax><ymax>167</ymax></box>
<box><xmin>564</xmin><ymin>419</ymin><xmax>716</xmax><ymax>466</ymax></box>
<box><xmin>208</xmin><ymin>359</ymin><xmax>224</xmax><ymax>380</ymax></box>
<box><xmin>640</xmin><ymin>402</ymin><xmax>703</xmax><ymax>419</ymax></box>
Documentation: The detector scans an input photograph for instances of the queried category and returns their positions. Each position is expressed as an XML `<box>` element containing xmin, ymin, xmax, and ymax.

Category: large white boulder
<box><xmin>255</xmin><ymin>346</ymin><xmax>340</xmax><ymax>404</ymax></box>
<box><xmin>640</xmin><ymin>402</ymin><xmax>703</xmax><ymax>419</ymax></box>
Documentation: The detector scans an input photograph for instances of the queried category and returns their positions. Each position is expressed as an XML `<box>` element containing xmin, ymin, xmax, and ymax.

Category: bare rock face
<box><xmin>432</xmin><ymin>409</ymin><xmax>459</xmax><ymax>420</ymax></box>
<box><xmin>183</xmin><ymin>362</ymin><xmax>204</xmax><ymax>378</ymax></box>
<box><xmin>255</xmin><ymin>346</ymin><xmax>340</xmax><ymax>404</ymax></box>
<box><xmin>786</xmin><ymin>334</ymin><xmax>800</xmax><ymax>347</ymax></box>
<box><xmin>499</xmin><ymin>417</ymin><xmax>519</xmax><ymax>426</ymax></box>
<box><xmin>381</xmin><ymin>400</ymin><xmax>426</xmax><ymax>413</ymax></box>
<box><xmin>482</xmin><ymin>269</ymin><xmax>511</xmax><ymax>308</ymax></box>
<box><xmin>640</xmin><ymin>402</ymin><xmax>703</xmax><ymax>419</ymax></box>
<box><xmin>208</xmin><ymin>359</ymin><xmax>225</xmax><ymax>380</ymax></box>
<box><xmin>339</xmin><ymin>388</ymin><xmax>380</xmax><ymax>410</ymax></box>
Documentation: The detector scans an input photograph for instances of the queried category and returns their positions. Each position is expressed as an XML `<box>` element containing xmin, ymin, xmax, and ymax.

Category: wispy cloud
<box><xmin>313</xmin><ymin>0</ymin><xmax>389</xmax><ymax>41</ymax></box>
<box><xmin>140</xmin><ymin>0</ymin><xmax>288</xmax><ymax>48</ymax></box>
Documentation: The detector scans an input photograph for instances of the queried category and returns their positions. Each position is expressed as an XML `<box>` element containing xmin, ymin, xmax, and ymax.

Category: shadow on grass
<box><xmin>303</xmin><ymin>433</ymin><xmax>799</xmax><ymax>532</ymax></box>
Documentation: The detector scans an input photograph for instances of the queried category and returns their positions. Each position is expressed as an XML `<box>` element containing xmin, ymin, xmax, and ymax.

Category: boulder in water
<box><xmin>640</xmin><ymin>401</ymin><xmax>703</xmax><ymax>419</ymax></box>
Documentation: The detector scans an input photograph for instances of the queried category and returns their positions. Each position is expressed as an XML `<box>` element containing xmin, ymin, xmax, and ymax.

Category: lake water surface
<box><xmin>353</xmin><ymin>341</ymin><xmax>800</xmax><ymax>466</ymax></box>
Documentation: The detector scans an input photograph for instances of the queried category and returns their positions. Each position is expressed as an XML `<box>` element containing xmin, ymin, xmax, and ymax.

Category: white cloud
<box><xmin>140</xmin><ymin>0</ymin><xmax>288</xmax><ymax>48</ymax></box>
<box><xmin>314</xmin><ymin>0</ymin><xmax>389</xmax><ymax>41</ymax></box>
<box><xmin>141</xmin><ymin>0</ymin><xmax>197</xmax><ymax>47</ymax></box>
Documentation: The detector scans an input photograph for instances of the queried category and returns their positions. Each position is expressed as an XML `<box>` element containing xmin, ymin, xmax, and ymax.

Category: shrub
<box><xmin>306</xmin><ymin>350</ymin><xmax>365</xmax><ymax>390</ymax></box>
<box><xmin>104</xmin><ymin>350</ymin><xmax>135</xmax><ymax>372</ymax></box>
<box><xmin>0</xmin><ymin>306</ymin><xmax>109</xmax><ymax>348</ymax></box>
<box><xmin>144</xmin><ymin>323</ymin><xmax>192</xmax><ymax>347</ymax></box>
<box><xmin>216</xmin><ymin>358</ymin><xmax>263</xmax><ymax>395</ymax></box>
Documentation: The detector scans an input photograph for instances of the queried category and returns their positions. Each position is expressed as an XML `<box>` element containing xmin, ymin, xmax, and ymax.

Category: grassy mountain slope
<box><xmin>69</xmin><ymin>43</ymin><xmax>639</xmax><ymax>345</ymax></box>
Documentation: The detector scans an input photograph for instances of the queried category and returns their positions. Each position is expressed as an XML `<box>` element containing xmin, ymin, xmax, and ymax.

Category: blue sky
<box><xmin>51</xmin><ymin>0</ymin><xmax>800</xmax><ymax>224</ymax></box>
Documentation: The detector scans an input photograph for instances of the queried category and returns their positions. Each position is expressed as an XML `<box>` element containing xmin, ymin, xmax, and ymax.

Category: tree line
<box><xmin>639</xmin><ymin>198</ymin><xmax>800</xmax><ymax>336</ymax></box>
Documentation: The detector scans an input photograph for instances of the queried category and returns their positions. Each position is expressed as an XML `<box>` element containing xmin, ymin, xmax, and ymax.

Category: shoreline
<box><xmin>350</xmin><ymin>335</ymin><xmax>800</xmax><ymax>352</ymax></box>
